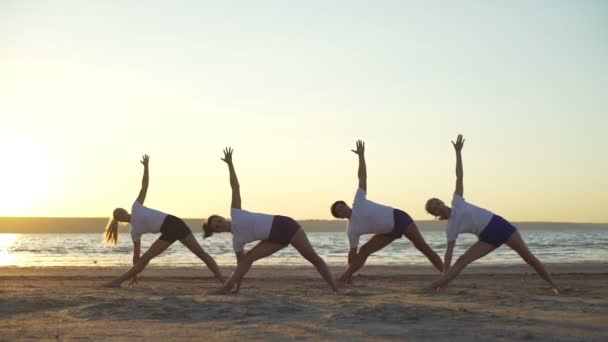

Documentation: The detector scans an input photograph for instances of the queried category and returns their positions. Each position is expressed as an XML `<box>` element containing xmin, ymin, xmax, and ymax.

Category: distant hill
<box><xmin>0</xmin><ymin>217</ymin><xmax>606</xmax><ymax>234</ymax></box>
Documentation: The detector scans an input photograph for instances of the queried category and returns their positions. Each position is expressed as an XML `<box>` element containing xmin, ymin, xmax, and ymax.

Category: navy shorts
<box><xmin>267</xmin><ymin>215</ymin><xmax>301</xmax><ymax>246</ymax></box>
<box><xmin>159</xmin><ymin>215</ymin><xmax>192</xmax><ymax>243</ymax></box>
<box><xmin>478</xmin><ymin>215</ymin><xmax>517</xmax><ymax>247</ymax></box>
<box><xmin>382</xmin><ymin>209</ymin><xmax>414</xmax><ymax>240</ymax></box>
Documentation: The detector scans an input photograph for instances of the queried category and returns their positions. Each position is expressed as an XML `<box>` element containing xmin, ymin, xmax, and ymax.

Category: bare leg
<box><xmin>338</xmin><ymin>234</ymin><xmax>393</xmax><ymax>283</ymax></box>
<box><xmin>430</xmin><ymin>241</ymin><xmax>496</xmax><ymax>289</ymax></box>
<box><xmin>220</xmin><ymin>241</ymin><xmax>284</xmax><ymax>293</ymax></box>
<box><xmin>403</xmin><ymin>222</ymin><xmax>444</xmax><ymax>272</ymax></box>
<box><xmin>505</xmin><ymin>231</ymin><xmax>560</xmax><ymax>295</ymax></box>
<box><xmin>104</xmin><ymin>239</ymin><xmax>172</xmax><ymax>287</ymax></box>
<box><xmin>180</xmin><ymin>233</ymin><xmax>224</xmax><ymax>283</ymax></box>
<box><xmin>289</xmin><ymin>228</ymin><xmax>338</xmax><ymax>292</ymax></box>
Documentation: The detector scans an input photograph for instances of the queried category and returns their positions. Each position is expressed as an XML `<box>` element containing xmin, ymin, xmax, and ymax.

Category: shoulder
<box><xmin>231</xmin><ymin>208</ymin><xmax>245</xmax><ymax>217</ymax></box>
<box><xmin>451</xmin><ymin>193</ymin><xmax>466</xmax><ymax>206</ymax></box>
<box><xmin>132</xmin><ymin>201</ymin><xmax>146</xmax><ymax>213</ymax></box>
<box><xmin>354</xmin><ymin>187</ymin><xmax>367</xmax><ymax>202</ymax></box>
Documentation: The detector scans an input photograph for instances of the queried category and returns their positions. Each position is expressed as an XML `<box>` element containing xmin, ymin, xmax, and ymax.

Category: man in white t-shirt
<box><xmin>330</xmin><ymin>140</ymin><xmax>444</xmax><ymax>285</ymax></box>
<box><xmin>425</xmin><ymin>134</ymin><xmax>559</xmax><ymax>295</ymax></box>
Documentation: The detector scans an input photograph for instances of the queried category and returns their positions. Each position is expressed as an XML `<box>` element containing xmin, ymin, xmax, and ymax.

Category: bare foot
<box><xmin>434</xmin><ymin>286</ymin><xmax>449</xmax><ymax>293</ymax></box>
<box><xmin>208</xmin><ymin>288</ymin><xmax>230</xmax><ymax>295</ymax></box>
<box><xmin>552</xmin><ymin>287</ymin><xmax>560</xmax><ymax>296</ymax></box>
<box><xmin>336</xmin><ymin>279</ymin><xmax>353</xmax><ymax>288</ymax></box>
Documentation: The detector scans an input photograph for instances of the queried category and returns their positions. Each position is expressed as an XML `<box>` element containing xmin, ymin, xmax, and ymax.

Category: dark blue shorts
<box><xmin>267</xmin><ymin>215</ymin><xmax>301</xmax><ymax>246</ymax></box>
<box><xmin>382</xmin><ymin>209</ymin><xmax>414</xmax><ymax>240</ymax></box>
<box><xmin>478</xmin><ymin>215</ymin><xmax>517</xmax><ymax>247</ymax></box>
<box><xmin>159</xmin><ymin>215</ymin><xmax>192</xmax><ymax>243</ymax></box>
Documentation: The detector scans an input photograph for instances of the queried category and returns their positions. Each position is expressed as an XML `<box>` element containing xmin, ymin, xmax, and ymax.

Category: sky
<box><xmin>1</xmin><ymin>0</ymin><xmax>607</xmax><ymax>222</ymax></box>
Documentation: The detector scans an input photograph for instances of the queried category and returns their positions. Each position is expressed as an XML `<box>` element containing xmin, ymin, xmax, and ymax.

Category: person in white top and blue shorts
<box><xmin>425</xmin><ymin>135</ymin><xmax>560</xmax><ymax>295</ymax></box>
<box><xmin>331</xmin><ymin>140</ymin><xmax>444</xmax><ymax>285</ymax></box>
<box><xmin>102</xmin><ymin>155</ymin><xmax>224</xmax><ymax>287</ymax></box>
<box><xmin>203</xmin><ymin>148</ymin><xmax>338</xmax><ymax>294</ymax></box>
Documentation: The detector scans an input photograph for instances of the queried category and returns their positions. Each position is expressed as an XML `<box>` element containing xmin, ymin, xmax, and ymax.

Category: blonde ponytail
<box><xmin>104</xmin><ymin>218</ymin><xmax>119</xmax><ymax>246</ymax></box>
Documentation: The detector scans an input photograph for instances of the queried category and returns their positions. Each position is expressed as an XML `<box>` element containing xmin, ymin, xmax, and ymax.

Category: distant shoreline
<box><xmin>1</xmin><ymin>217</ymin><xmax>606</xmax><ymax>234</ymax></box>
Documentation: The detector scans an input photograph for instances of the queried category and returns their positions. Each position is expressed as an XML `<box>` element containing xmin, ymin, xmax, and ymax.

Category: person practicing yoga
<box><xmin>203</xmin><ymin>147</ymin><xmax>338</xmax><ymax>294</ymax></box>
<box><xmin>103</xmin><ymin>155</ymin><xmax>223</xmax><ymax>287</ymax></box>
<box><xmin>425</xmin><ymin>135</ymin><xmax>560</xmax><ymax>295</ymax></box>
<box><xmin>330</xmin><ymin>140</ymin><xmax>444</xmax><ymax>285</ymax></box>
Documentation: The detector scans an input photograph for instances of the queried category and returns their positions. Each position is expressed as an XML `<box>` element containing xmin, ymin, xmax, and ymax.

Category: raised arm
<box><xmin>351</xmin><ymin>140</ymin><xmax>367</xmax><ymax>191</ymax></box>
<box><xmin>135</xmin><ymin>154</ymin><xmax>150</xmax><ymax>204</ymax></box>
<box><xmin>452</xmin><ymin>135</ymin><xmax>464</xmax><ymax>196</ymax></box>
<box><xmin>221</xmin><ymin>147</ymin><xmax>241</xmax><ymax>209</ymax></box>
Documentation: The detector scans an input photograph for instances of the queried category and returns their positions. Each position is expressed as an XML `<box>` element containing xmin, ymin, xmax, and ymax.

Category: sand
<box><xmin>1</xmin><ymin>264</ymin><xmax>607</xmax><ymax>341</ymax></box>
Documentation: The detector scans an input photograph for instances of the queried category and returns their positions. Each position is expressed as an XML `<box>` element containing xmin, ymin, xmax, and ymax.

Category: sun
<box><xmin>0</xmin><ymin>132</ymin><xmax>56</xmax><ymax>214</ymax></box>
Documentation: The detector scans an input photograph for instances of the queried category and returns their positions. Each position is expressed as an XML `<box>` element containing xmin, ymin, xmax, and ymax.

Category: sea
<box><xmin>1</xmin><ymin>226</ymin><xmax>606</xmax><ymax>267</ymax></box>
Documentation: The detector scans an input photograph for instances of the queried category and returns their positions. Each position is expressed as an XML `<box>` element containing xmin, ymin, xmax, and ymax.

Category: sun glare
<box><xmin>0</xmin><ymin>234</ymin><xmax>17</xmax><ymax>266</ymax></box>
<box><xmin>0</xmin><ymin>133</ymin><xmax>56</xmax><ymax>214</ymax></box>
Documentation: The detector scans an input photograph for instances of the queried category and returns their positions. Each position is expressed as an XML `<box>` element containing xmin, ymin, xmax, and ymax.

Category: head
<box><xmin>425</xmin><ymin>198</ymin><xmax>451</xmax><ymax>220</ymax></box>
<box><xmin>330</xmin><ymin>200</ymin><xmax>352</xmax><ymax>219</ymax></box>
<box><xmin>202</xmin><ymin>215</ymin><xmax>231</xmax><ymax>238</ymax></box>
<box><xmin>103</xmin><ymin>208</ymin><xmax>130</xmax><ymax>246</ymax></box>
<box><xmin>113</xmin><ymin>208</ymin><xmax>131</xmax><ymax>222</ymax></box>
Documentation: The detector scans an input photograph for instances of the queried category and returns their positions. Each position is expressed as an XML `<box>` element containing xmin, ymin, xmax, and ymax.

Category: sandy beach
<box><xmin>1</xmin><ymin>264</ymin><xmax>607</xmax><ymax>341</ymax></box>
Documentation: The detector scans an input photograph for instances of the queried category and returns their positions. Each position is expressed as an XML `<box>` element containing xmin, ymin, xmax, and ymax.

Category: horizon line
<box><xmin>0</xmin><ymin>216</ymin><xmax>607</xmax><ymax>225</ymax></box>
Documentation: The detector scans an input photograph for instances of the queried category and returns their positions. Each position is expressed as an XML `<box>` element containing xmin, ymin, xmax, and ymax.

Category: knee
<box><xmin>454</xmin><ymin>255</ymin><xmax>472</xmax><ymax>267</ymax></box>
<box><xmin>237</xmin><ymin>259</ymin><xmax>253</xmax><ymax>269</ymax></box>
<box><xmin>138</xmin><ymin>256</ymin><xmax>152</xmax><ymax>267</ymax></box>
<box><xmin>352</xmin><ymin>253</ymin><xmax>367</xmax><ymax>266</ymax></box>
<box><xmin>358</xmin><ymin>246</ymin><xmax>374</xmax><ymax>259</ymax></box>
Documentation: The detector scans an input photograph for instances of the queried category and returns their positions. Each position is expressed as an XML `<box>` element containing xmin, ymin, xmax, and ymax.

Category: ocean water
<box><xmin>1</xmin><ymin>229</ymin><xmax>607</xmax><ymax>267</ymax></box>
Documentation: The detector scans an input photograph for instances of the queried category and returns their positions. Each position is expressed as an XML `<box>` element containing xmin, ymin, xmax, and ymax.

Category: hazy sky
<box><xmin>1</xmin><ymin>1</ymin><xmax>607</xmax><ymax>222</ymax></box>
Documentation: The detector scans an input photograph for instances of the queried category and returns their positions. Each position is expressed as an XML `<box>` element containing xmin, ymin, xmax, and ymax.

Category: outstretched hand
<box><xmin>451</xmin><ymin>134</ymin><xmax>465</xmax><ymax>152</ymax></box>
<box><xmin>221</xmin><ymin>147</ymin><xmax>234</xmax><ymax>164</ymax></box>
<box><xmin>127</xmin><ymin>276</ymin><xmax>138</xmax><ymax>288</ymax></box>
<box><xmin>140</xmin><ymin>154</ymin><xmax>150</xmax><ymax>167</ymax></box>
<box><xmin>351</xmin><ymin>140</ymin><xmax>365</xmax><ymax>156</ymax></box>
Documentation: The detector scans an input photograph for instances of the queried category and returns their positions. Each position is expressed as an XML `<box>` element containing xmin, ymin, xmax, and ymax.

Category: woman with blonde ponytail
<box><xmin>104</xmin><ymin>214</ymin><xmax>120</xmax><ymax>246</ymax></box>
<box><xmin>103</xmin><ymin>155</ymin><xmax>224</xmax><ymax>287</ymax></box>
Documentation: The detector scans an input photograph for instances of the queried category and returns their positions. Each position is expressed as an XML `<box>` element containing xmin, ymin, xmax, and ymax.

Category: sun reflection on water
<box><xmin>0</xmin><ymin>234</ymin><xmax>17</xmax><ymax>266</ymax></box>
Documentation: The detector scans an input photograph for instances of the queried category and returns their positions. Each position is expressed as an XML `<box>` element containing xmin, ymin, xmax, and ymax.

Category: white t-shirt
<box><xmin>130</xmin><ymin>201</ymin><xmax>168</xmax><ymax>242</ymax></box>
<box><xmin>231</xmin><ymin>208</ymin><xmax>275</xmax><ymax>252</ymax></box>
<box><xmin>347</xmin><ymin>188</ymin><xmax>395</xmax><ymax>248</ymax></box>
<box><xmin>445</xmin><ymin>194</ymin><xmax>494</xmax><ymax>241</ymax></box>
